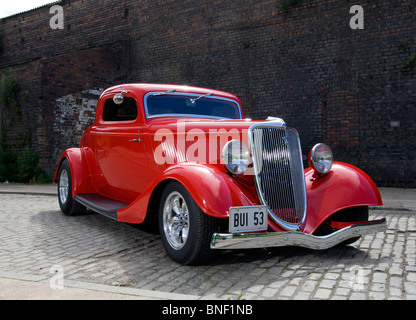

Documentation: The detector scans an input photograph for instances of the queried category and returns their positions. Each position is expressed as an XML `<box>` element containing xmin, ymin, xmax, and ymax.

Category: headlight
<box><xmin>222</xmin><ymin>140</ymin><xmax>250</xmax><ymax>175</ymax></box>
<box><xmin>309</xmin><ymin>143</ymin><xmax>333</xmax><ymax>174</ymax></box>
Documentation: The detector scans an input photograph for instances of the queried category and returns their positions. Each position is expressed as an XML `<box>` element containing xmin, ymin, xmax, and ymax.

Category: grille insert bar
<box><xmin>249</xmin><ymin>123</ymin><xmax>307</xmax><ymax>231</ymax></box>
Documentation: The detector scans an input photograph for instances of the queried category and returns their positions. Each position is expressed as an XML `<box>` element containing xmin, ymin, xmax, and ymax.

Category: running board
<box><xmin>75</xmin><ymin>194</ymin><xmax>129</xmax><ymax>220</ymax></box>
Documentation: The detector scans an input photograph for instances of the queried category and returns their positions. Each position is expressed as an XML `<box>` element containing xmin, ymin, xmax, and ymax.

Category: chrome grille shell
<box><xmin>248</xmin><ymin>122</ymin><xmax>307</xmax><ymax>231</ymax></box>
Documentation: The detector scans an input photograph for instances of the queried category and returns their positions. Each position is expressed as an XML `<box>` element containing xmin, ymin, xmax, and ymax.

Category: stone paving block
<box><xmin>314</xmin><ymin>288</ymin><xmax>332</xmax><ymax>300</ymax></box>
<box><xmin>279</xmin><ymin>285</ymin><xmax>297</xmax><ymax>297</ymax></box>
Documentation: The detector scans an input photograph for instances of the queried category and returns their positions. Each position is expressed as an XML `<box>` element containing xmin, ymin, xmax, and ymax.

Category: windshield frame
<box><xmin>143</xmin><ymin>92</ymin><xmax>243</xmax><ymax>120</ymax></box>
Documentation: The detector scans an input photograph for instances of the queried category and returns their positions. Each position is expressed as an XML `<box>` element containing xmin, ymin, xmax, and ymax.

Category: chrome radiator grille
<box><xmin>249</xmin><ymin>124</ymin><xmax>307</xmax><ymax>231</ymax></box>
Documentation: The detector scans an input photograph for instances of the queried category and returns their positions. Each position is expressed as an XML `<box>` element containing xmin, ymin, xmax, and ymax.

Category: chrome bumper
<box><xmin>210</xmin><ymin>218</ymin><xmax>387</xmax><ymax>250</ymax></box>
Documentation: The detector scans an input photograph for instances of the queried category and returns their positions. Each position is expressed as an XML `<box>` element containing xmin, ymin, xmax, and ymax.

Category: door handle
<box><xmin>129</xmin><ymin>138</ymin><xmax>141</xmax><ymax>143</ymax></box>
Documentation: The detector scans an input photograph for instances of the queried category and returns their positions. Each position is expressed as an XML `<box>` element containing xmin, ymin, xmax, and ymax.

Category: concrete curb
<box><xmin>0</xmin><ymin>183</ymin><xmax>57</xmax><ymax>196</ymax></box>
<box><xmin>0</xmin><ymin>271</ymin><xmax>201</xmax><ymax>300</ymax></box>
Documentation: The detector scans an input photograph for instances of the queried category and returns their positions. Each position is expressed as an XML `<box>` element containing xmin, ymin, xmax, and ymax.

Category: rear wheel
<box><xmin>159</xmin><ymin>181</ymin><xmax>218</xmax><ymax>265</ymax></box>
<box><xmin>57</xmin><ymin>160</ymin><xmax>86</xmax><ymax>216</ymax></box>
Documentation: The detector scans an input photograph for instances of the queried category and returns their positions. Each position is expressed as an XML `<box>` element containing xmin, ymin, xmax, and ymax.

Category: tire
<box><xmin>159</xmin><ymin>181</ymin><xmax>218</xmax><ymax>265</ymax></box>
<box><xmin>57</xmin><ymin>159</ymin><xmax>86</xmax><ymax>216</ymax></box>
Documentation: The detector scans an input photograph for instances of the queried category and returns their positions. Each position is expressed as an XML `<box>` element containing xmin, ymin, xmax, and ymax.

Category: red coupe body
<box><xmin>54</xmin><ymin>84</ymin><xmax>385</xmax><ymax>264</ymax></box>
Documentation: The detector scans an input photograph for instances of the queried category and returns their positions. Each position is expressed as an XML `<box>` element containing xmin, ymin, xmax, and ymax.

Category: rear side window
<box><xmin>102</xmin><ymin>97</ymin><xmax>138</xmax><ymax>121</ymax></box>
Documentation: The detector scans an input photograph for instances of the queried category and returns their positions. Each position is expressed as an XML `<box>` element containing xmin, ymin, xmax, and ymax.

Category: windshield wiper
<box><xmin>189</xmin><ymin>92</ymin><xmax>214</xmax><ymax>104</ymax></box>
<box><xmin>152</xmin><ymin>89</ymin><xmax>176</xmax><ymax>96</ymax></box>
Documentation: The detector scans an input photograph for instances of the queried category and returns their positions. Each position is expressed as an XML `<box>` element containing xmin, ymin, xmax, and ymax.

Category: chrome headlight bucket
<box><xmin>222</xmin><ymin>140</ymin><xmax>250</xmax><ymax>175</ymax></box>
<box><xmin>309</xmin><ymin>143</ymin><xmax>333</xmax><ymax>174</ymax></box>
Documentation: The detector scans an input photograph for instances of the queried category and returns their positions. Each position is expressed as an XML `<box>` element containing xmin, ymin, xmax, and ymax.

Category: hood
<box><xmin>148</xmin><ymin>117</ymin><xmax>260</xmax><ymax>133</ymax></box>
<box><xmin>147</xmin><ymin>117</ymin><xmax>262</xmax><ymax>169</ymax></box>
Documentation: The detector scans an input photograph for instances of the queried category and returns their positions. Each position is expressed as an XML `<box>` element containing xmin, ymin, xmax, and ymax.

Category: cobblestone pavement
<box><xmin>0</xmin><ymin>193</ymin><xmax>415</xmax><ymax>300</ymax></box>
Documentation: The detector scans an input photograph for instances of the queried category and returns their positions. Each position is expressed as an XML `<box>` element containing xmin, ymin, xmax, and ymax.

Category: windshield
<box><xmin>144</xmin><ymin>92</ymin><xmax>242</xmax><ymax>120</ymax></box>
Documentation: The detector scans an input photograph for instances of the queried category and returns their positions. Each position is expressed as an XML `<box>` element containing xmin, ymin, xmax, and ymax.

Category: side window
<box><xmin>102</xmin><ymin>97</ymin><xmax>138</xmax><ymax>121</ymax></box>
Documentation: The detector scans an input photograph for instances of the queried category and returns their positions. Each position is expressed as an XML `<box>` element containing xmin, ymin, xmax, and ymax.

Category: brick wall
<box><xmin>51</xmin><ymin>89</ymin><xmax>101</xmax><ymax>164</ymax></box>
<box><xmin>0</xmin><ymin>0</ymin><xmax>415</xmax><ymax>186</ymax></box>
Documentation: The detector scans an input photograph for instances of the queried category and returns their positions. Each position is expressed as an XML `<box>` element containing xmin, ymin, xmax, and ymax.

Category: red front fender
<box><xmin>302</xmin><ymin>162</ymin><xmax>383</xmax><ymax>234</ymax></box>
<box><xmin>117</xmin><ymin>163</ymin><xmax>259</xmax><ymax>224</ymax></box>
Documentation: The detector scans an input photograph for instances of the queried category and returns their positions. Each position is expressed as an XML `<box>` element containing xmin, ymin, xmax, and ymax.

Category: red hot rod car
<box><xmin>54</xmin><ymin>83</ymin><xmax>386</xmax><ymax>265</ymax></box>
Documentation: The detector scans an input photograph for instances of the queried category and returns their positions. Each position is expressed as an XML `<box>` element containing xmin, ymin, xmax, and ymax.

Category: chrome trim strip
<box><xmin>248</xmin><ymin>122</ymin><xmax>307</xmax><ymax>232</ymax></box>
<box><xmin>146</xmin><ymin>114</ymin><xmax>233</xmax><ymax>120</ymax></box>
<box><xmin>210</xmin><ymin>218</ymin><xmax>387</xmax><ymax>250</ymax></box>
<box><xmin>143</xmin><ymin>92</ymin><xmax>243</xmax><ymax>120</ymax></box>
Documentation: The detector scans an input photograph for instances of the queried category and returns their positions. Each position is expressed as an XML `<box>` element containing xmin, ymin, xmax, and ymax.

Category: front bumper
<box><xmin>210</xmin><ymin>218</ymin><xmax>386</xmax><ymax>250</ymax></box>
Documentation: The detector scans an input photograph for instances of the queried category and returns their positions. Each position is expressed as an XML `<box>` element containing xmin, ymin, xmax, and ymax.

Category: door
<box><xmin>91</xmin><ymin>94</ymin><xmax>150</xmax><ymax>202</ymax></box>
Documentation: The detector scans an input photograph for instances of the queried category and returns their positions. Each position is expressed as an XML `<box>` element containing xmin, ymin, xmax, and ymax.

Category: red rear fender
<box><xmin>54</xmin><ymin>148</ymin><xmax>95</xmax><ymax>197</ymax></box>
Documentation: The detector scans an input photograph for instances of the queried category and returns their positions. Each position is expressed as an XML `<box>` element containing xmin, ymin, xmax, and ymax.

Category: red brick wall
<box><xmin>324</xmin><ymin>90</ymin><xmax>360</xmax><ymax>152</ymax></box>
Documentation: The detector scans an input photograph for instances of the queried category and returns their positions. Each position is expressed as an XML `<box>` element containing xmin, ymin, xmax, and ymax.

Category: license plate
<box><xmin>229</xmin><ymin>206</ymin><xmax>268</xmax><ymax>233</ymax></box>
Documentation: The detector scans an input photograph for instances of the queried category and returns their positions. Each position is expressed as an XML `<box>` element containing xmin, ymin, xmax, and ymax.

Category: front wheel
<box><xmin>159</xmin><ymin>181</ymin><xmax>218</xmax><ymax>265</ymax></box>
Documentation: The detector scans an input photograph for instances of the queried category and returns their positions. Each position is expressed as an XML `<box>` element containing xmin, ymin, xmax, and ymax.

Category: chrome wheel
<box><xmin>59</xmin><ymin>169</ymin><xmax>69</xmax><ymax>204</ymax></box>
<box><xmin>159</xmin><ymin>181</ymin><xmax>218</xmax><ymax>264</ymax></box>
<box><xmin>162</xmin><ymin>191</ymin><xmax>189</xmax><ymax>250</ymax></box>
